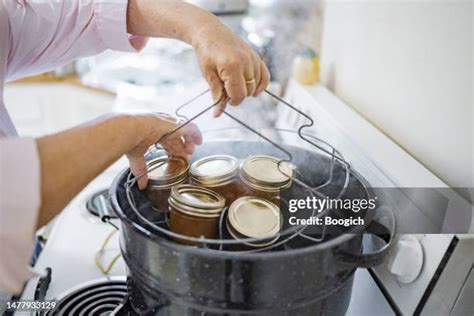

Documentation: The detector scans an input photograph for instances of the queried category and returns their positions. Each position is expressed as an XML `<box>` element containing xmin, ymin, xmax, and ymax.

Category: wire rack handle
<box><xmin>123</xmin><ymin>88</ymin><xmax>355</xmax><ymax>251</ymax></box>
<box><xmin>152</xmin><ymin>89</ymin><xmax>348</xmax><ymax>197</ymax></box>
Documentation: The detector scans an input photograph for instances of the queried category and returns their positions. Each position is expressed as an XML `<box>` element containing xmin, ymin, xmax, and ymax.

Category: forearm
<box><xmin>36</xmin><ymin>115</ymin><xmax>140</xmax><ymax>227</ymax></box>
<box><xmin>126</xmin><ymin>0</ymin><xmax>270</xmax><ymax>109</ymax></box>
<box><xmin>126</xmin><ymin>0</ymin><xmax>219</xmax><ymax>45</ymax></box>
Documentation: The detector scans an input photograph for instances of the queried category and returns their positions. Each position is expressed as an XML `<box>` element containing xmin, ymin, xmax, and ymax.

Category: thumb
<box><xmin>128</xmin><ymin>155</ymin><xmax>148</xmax><ymax>190</ymax></box>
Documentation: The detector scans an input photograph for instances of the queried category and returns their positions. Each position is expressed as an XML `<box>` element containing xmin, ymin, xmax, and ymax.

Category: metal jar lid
<box><xmin>240</xmin><ymin>155</ymin><xmax>293</xmax><ymax>192</ymax></box>
<box><xmin>226</xmin><ymin>218</ymin><xmax>280</xmax><ymax>247</ymax></box>
<box><xmin>168</xmin><ymin>184</ymin><xmax>225</xmax><ymax>218</ymax></box>
<box><xmin>228</xmin><ymin>196</ymin><xmax>281</xmax><ymax>239</ymax></box>
<box><xmin>190</xmin><ymin>155</ymin><xmax>239</xmax><ymax>187</ymax></box>
<box><xmin>147</xmin><ymin>156</ymin><xmax>189</xmax><ymax>188</ymax></box>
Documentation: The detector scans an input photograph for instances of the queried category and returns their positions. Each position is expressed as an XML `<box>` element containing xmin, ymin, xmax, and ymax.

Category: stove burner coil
<box><xmin>44</xmin><ymin>278</ymin><xmax>126</xmax><ymax>316</ymax></box>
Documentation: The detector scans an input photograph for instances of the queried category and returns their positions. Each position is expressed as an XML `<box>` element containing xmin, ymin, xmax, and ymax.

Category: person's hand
<box><xmin>192</xmin><ymin>21</ymin><xmax>271</xmax><ymax>117</ymax></box>
<box><xmin>126</xmin><ymin>113</ymin><xmax>202</xmax><ymax>190</ymax></box>
<box><xmin>127</xmin><ymin>0</ymin><xmax>270</xmax><ymax>116</ymax></box>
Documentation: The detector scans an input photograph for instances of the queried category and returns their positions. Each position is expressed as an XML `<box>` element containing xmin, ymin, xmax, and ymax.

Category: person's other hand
<box><xmin>126</xmin><ymin>113</ymin><xmax>202</xmax><ymax>190</ymax></box>
<box><xmin>192</xmin><ymin>20</ymin><xmax>271</xmax><ymax>117</ymax></box>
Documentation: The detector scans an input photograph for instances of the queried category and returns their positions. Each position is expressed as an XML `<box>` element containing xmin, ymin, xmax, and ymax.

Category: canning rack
<box><xmin>124</xmin><ymin>89</ymin><xmax>353</xmax><ymax>253</ymax></box>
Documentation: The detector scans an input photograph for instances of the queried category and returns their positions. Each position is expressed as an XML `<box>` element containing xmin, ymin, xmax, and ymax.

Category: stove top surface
<box><xmin>43</xmin><ymin>277</ymin><xmax>127</xmax><ymax>315</ymax></box>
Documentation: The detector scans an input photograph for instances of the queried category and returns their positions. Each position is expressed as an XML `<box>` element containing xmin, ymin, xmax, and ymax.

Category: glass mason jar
<box><xmin>190</xmin><ymin>155</ymin><xmax>243</xmax><ymax>207</ymax></box>
<box><xmin>226</xmin><ymin>196</ymin><xmax>281</xmax><ymax>248</ymax></box>
<box><xmin>168</xmin><ymin>184</ymin><xmax>226</xmax><ymax>246</ymax></box>
<box><xmin>239</xmin><ymin>155</ymin><xmax>294</xmax><ymax>205</ymax></box>
<box><xmin>145</xmin><ymin>156</ymin><xmax>189</xmax><ymax>211</ymax></box>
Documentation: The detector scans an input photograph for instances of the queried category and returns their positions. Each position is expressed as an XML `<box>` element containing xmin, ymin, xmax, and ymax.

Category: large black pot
<box><xmin>110</xmin><ymin>140</ymin><xmax>394</xmax><ymax>315</ymax></box>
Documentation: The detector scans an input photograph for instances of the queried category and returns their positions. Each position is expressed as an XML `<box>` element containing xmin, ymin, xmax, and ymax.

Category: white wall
<box><xmin>320</xmin><ymin>0</ymin><xmax>473</xmax><ymax>201</ymax></box>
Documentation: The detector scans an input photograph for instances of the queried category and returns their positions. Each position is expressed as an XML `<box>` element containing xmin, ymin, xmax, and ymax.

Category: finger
<box><xmin>244</xmin><ymin>58</ymin><xmax>256</xmax><ymax>97</ymax></box>
<box><xmin>225</xmin><ymin>75</ymin><xmax>247</xmax><ymax>106</ymax></box>
<box><xmin>157</xmin><ymin>119</ymin><xmax>202</xmax><ymax>156</ymax></box>
<box><xmin>179</xmin><ymin>121</ymin><xmax>203</xmax><ymax>145</ymax></box>
<box><xmin>251</xmin><ymin>54</ymin><xmax>261</xmax><ymax>97</ymax></box>
<box><xmin>180</xmin><ymin>123</ymin><xmax>201</xmax><ymax>154</ymax></box>
<box><xmin>163</xmin><ymin>137</ymin><xmax>187</xmax><ymax>158</ymax></box>
<box><xmin>213</xmin><ymin>99</ymin><xmax>227</xmax><ymax>118</ymax></box>
<box><xmin>182</xmin><ymin>135</ymin><xmax>197</xmax><ymax>154</ymax></box>
<box><xmin>183</xmin><ymin>139</ymin><xmax>196</xmax><ymax>155</ymax></box>
<box><xmin>128</xmin><ymin>156</ymin><xmax>148</xmax><ymax>190</ymax></box>
<box><xmin>207</xmin><ymin>72</ymin><xmax>227</xmax><ymax>117</ymax></box>
<box><xmin>221</xmin><ymin>63</ymin><xmax>247</xmax><ymax>106</ymax></box>
<box><xmin>208</xmin><ymin>71</ymin><xmax>225</xmax><ymax>104</ymax></box>
<box><xmin>255</xmin><ymin>61</ymin><xmax>270</xmax><ymax>96</ymax></box>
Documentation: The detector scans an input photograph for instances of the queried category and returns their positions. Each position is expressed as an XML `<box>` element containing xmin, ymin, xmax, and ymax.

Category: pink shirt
<box><xmin>0</xmin><ymin>0</ymin><xmax>146</xmax><ymax>293</ymax></box>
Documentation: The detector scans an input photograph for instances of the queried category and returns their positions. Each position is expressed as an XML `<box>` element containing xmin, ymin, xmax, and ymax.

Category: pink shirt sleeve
<box><xmin>0</xmin><ymin>138</ymin><xmax>40</xmax><ymax>293</ymax></box>
<box><xmin>4</xmin><ymin>0</ymin><xmax>148</xmax><ymax>81</ymax></box>
<box><xmin>0</xmin><ymin>0</ymin><xmax>147</xmax><ymax>294</ymax></box>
